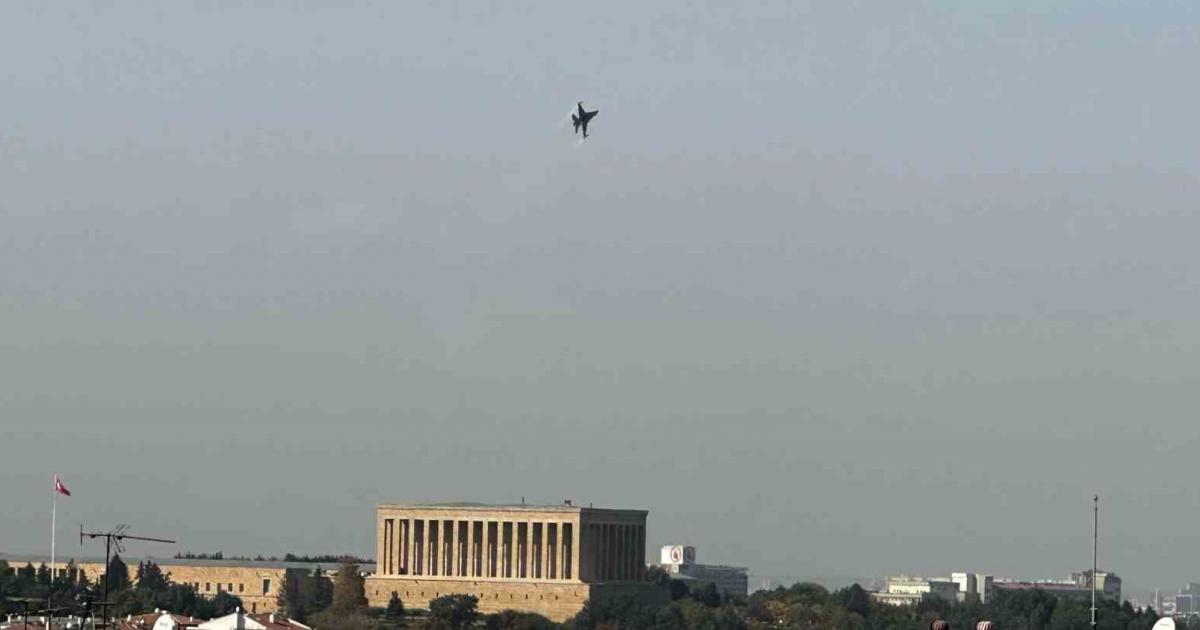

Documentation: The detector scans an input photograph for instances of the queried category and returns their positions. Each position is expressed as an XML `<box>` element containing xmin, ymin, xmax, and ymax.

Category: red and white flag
<box><xmin>53</xmin><ymin>475</ymin><xmax>70</xmax><ymax>496</ymax></box>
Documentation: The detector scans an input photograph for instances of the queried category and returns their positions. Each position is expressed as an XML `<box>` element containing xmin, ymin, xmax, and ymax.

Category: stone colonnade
<box><xmin>378</xmin><ymin>514</ymin><xmax>646</xmax><ymax>583</ymax></box>
<box><xmin>380</xmin><ymin>517</ymin><xmax>580</xmax><ymax>580</ymax></box>
<box><xmin>577</xmin><ymin>521</ymin><xmax>646</xmax><ymax>582</ymax></box>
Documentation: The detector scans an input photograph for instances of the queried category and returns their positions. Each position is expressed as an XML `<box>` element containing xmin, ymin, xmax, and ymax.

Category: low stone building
<box><xmin>364</xmin><ymin>502</ymin><xmax>667</xmax><ymax>622</ymax></box>
<box><xmin>4</xmin><ymin>556</ymin><xmax>369</xmax><ymax>615</ymax></box>
<box><xmin>871</xmin><ymin>576</ymin><xmax>961</xmax><ymax>606</ymax></box>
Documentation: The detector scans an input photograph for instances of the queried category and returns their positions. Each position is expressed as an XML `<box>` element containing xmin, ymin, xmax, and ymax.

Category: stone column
<box><xmin>571</xmin><ymin>521</ymin><xmax>581</xmax><ymax>581</ymax></box>
<box><xmin>620</xmin><ymin>524</ymin><xmax>627</xmax><ymax>580</ymax></box>
<box><xmin>577</xmin><ymin>524</ymin><xmax>586</xmax><ymax>581</ymax></box>
<box><xmin>637</xmin><ymin>524</ymin><xmax>646</xmax><ymax>580</ymax></box>
<box><xmin>507</xmin><ymin>521</ymin><xmax>517</xmax><ymax>579</ymax></box>
<box><xmin>627</xmin><ymin>525</ymin><xmax>635</xmax><ymax>580</ymax></box>
<box><xmin>599</xmin><ymin>524</ymin><xmax>607</xmax><ymax>580</ymax></box>
<box><xmin>418</xmin><ymin>519</ymin><xmax>425</xmax><ymax>576</ymax></box>
<box><xmin>376</xmin><ymin>515</ymin><xmax>385</xmax><ymax>576</ymax></box>
<box><xmin>628</xmin><ymin>523</ymin><xmax>638</xmax><ymax>578</ymax></box>
<box><xmin>388</xmin><ymin>519</ymin><xmax>397</xmax><ymax>575</ymax></box>
<box><xmin>382</xmin><ymin>518</ymin><xmax>391</xmax><ymax>575</ymax></box>
<box><xmin>597</xmin><ymin>524</ymin><xmax>606</xmax><ymax>580</ymax></box>
<box><xmin>560</xmin><ymin>523</ymin><xmax>569</xmax><ymax>580</ymax></box>
<box><xmin>556</xmin><ymin>523</ymin><xmax>564</xmax><ymax>580</ymax></box>
<box><xmin>496</xmin><ymin>521</ymin><xmax>503</xmax><ymax>578</ymax></box>
<box><xmin>604</xmin><ymin>520</ymin><xmax>614</xmax><ymax>580</ymax></box>
<box><xmin>539</xmin><ymin>521</ymin><xmax>545</xmax><ymax>579</ymax></box>
<box><xmin>613</xmin><ymin>524</ymin><xmax>622</xmax><ymax>581</ymax></box>
<box><xmin>619</xmin><ymin>524</ymin><xmax>627</xmax><ymax>580</ymax></box>
<box><xmin>428</xmin><ymin>519</ymin><xmax>439</xmax><ymax>576</ymax></box>
<box><xmin>619</xmin><ymin>520</ymin><xmax>628</xmax><ymax>580</ymax></box>
<box><xmin>616</xmin><ymin>524</ymin><xmax>625</xmax><ymax>581</ymax></box>
<box><xmin>481</xmin><ymin>520</ymin><xmax>491</xmax><ymax>578</ymax></box>
<box><xmin>398</xmin><ymin>520</ymin><xmax>408</xmax><ymax>573</ymax></box>
<box><xmin>399</xmin><ymin>519</ymin><xmax>407</xmax><ymax>575</ymax></box>
<box><xmin>414</xmin><ymin>519</ymin><xmax>423</xmax><ymax>576</ymax></box>
<box><xmin>446</xmin><ymin>518</ymin><xmax>453</xmax><ymax>578</ymax></box>
<box><xmin>621</xmin><ymin>525</ymin><xmax>629</xmax><ymax>580</ymax></box>
<box><xmin>445</xmin><ymin>521</ymin><xmax>453</xmax><ymax>576</ymax></box>
<box><xmin>614</xmin><ymin>524</ymin><xmax>623</xmax><ymax>581</ymax></box>
<box><xmin>592</xmin><ymin>523</ymin><xmax>600</xmax><ymax>578</ymax></box>
<box><xmin>403</xmin><ymin>516</ymin><xmax>412</xmax><ymax>573</ymax></box>
<box><xmin>546</xmin><ymin>522</ymin><xmax>556</xmax><ymax>579</ymax></box>
<box><xmin>463</xmin><ymin>518</ymin><xmax>472</xmax><ymax>578</ymax></box>
<box><xmin>630</xmin><ymin>525</ymin><xmax>638</xmax><ymax>580</ymax></box>
<box><xmin>488</xmin><ymin>520</ymin><xmax>496</xmax><ymax>578</ymax></box>
<box><xmin>520</xmin><ymin>521</ymin><xmax>530</xmax><ymax>579</ymax></box>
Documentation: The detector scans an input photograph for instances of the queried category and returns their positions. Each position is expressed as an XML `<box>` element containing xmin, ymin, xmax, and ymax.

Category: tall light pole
<box><xmin>1091</xmin><ymin>495</ymin><xmax>1099</xmax><ymax>630</ymax></box>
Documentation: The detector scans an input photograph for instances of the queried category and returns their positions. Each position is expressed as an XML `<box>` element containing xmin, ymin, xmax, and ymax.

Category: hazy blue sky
<box><xmin>3</xmin><ymin>1</ymin><xmax>1200</xmax><ymax>594</ymax></box>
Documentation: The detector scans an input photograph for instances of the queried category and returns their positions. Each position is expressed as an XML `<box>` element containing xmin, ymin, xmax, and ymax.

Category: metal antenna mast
<box><xmin>80</xmin><ymin>524</ymin><xmax>174</xmax><ymax>628</ymax></box>
<box><xmin>4</xmin><ymin>597</ymin><xmax>67</xmax><ymax>630</ymax></box>
<box><xmin>1091</xmin><ymin>495</ymin><xmax>1099</xmax><ymax>630</ymax></box>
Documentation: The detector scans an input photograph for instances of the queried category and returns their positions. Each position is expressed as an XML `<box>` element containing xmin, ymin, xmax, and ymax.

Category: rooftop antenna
<box><xmin>5</xmin><ymin>597</ymin><xmax>68</xmax><ymax>630</ymax></box>
<box><xmin>1091</xmin><ymin>495</ymin><xmax>1099</xmax><ymax>630</ymax></box>
<box><xmin>75</xmin><ymin>593</ymin><xmax>112</xmax><ymax>630</ymax></box>
<box><xmin>81</xmin><ymin>523</ymin><xmax>174</xmax><ymax>628</ymax></box>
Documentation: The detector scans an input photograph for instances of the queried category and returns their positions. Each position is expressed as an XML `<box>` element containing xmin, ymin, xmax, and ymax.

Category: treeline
<box><xmin>4</xmin><ymin>557</ymin><xmax>1184</xmax><ymax>630</ymax></box>
<box><xmin>172</xmin><ymin>551</ymin><xmax>371</xmax><ymax>564</ymax></box>
<box><xmin>560</xmin><ymin>576</ymin><xmax>1180</xmax><ymax>630</ymax></box>
<box><xmin>260</xmin><ymin>563</ymin><xmax>1186</xmax><ymax>630</ymax></box>
<box><xmin>0</xmin><ymin>555</ymin><xmax>243</xmax><ymax>620</ymax></box>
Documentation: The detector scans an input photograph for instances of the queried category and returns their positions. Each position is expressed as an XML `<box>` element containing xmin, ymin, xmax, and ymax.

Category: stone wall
<box><xmin>45</xmin><ymin>561</ymin><xmax>289</xmax><ymax>614</ymax></box>
<box><xmin>364</xmin><ymin>575</ymin><xmax>667</xmax><ymax>622</ymax></box>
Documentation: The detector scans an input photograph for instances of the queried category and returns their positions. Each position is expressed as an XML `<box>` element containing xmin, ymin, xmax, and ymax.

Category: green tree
<box><xmin>311</xmin><ymin>566</ymin><xmax>333</xmax><ymax>612</ymax></box>
<box><xmin>157</xmin><ymin>582</ymin><xmax>203</xmax><ymax>617</ymax></box>
<box><xmin>76</xmin><ymin>565</ymin><xmax>91</xmax><ymax>591</ymax></box>
<box><xmin>483</xmin><ymin>610</ymin><xmax>558</xmax><ymax>630</ymax></box>
<box><xmin>644</xmin><ymin>565</ymin><xmax>671</xmax><ymax>586</ymax></box>
<box><xmin>309</xmin><ymin>609</ymin><xmax>380</xmax><ymax>630</ymax></box>
<box><xmin>331</xmin><ymin>561</ymin><xmax>368</xmax><ymax>615</ymax></box>
<box><xmin>692</xmin><ymin>582</ymin><xmax>722</xmax><ymax>608</ymax></box>
<box><xmin>676</xmin><ymin>598</ymin><xmax>719</xmax><ymax>629</ymax></box>
<box><xmin>37</xmin><ymin>563</ymin><xmax>51</xmax><ymax>588</ymax></box>
<box><xmin>57</xmin><ymin>559</ymin><xmax>79</xmax><ymax>590</ymax></box>
<box><xmin>106</xmin><ymin>554</ymin><xmax>131</xmax><ymax>592</ymax></box>
<box><xmin>17</xmin><ymin>563</ymin><xmax>36</xmax><ymax>590</ymax></box>
<box><xmin>833</xmin><ymin>583</ymin><xmax>871</xmax><ymax>616</ymax></box>
<box><xmin>276</xmin><ymin>569</ymin><xmax>299</xmax><ymax>617</ymax></box>
<box><xmin>135</xmin><ymin>561</ymin><xmax>170</xmax><ymax>593</ymax></box>
<box><xmin>428</xmin><ymin>594</ymin><xmax>479</xmax><ymax>630</ymax></box>
<box><xmin>209</xmin><ymin>591</ymin><xmax>244</xmax><ymax>617</ymax></box>
<box><xmin>385</xmin><ymin>591</ymin><xmax>406</xmax><ymax>625</ymax></box>
<box><xmin>567</xmin><ymin>595</ymin><xmax>662</xmax><ymax>630</ymax></box>
<box><xmin>669</xmin><ymin>578</ymin><xmax>692</xmax><ymax>601</ymax></box>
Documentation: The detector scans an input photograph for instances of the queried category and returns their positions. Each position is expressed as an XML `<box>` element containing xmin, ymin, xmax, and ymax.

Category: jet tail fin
<box><xmin>572</xmin><ymin>114</ymin><xmax>580</xmax><ymax>133</ymax></box>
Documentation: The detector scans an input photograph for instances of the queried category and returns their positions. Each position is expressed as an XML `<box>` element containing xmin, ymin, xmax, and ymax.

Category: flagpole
<box><xmin>50</xmin><ymin>476</ymin><xmax>57</xmax><ymax>630</ymax></box>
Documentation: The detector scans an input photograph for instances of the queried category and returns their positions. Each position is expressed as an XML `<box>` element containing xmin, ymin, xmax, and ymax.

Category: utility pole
<box><xmin>1091</xmin><ymin>494</ymin><xmax>1099</xmax><ymax>630</ymax></box>
<box><xmin>80</xmin><ymin>524</ymin><xmax>174</xmax><ymax>628</ymax></box>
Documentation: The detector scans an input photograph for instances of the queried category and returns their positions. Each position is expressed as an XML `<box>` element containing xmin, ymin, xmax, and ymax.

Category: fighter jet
<box><xmin>572</xmin><ymin>102</ymin><xmax>599</xmax><ymax>138</ymax></box>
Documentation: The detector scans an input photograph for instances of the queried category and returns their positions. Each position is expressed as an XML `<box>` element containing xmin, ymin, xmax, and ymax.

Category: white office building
<box><xmin>658</xmin><ymin>545</ymin><xmax>749</xmax><ymax>597</ymax></box>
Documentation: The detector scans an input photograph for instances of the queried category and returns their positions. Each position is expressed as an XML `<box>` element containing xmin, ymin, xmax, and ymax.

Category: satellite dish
<box><xmin>1152</xmin><ymin>618</ymin><xmax>1175</xmax><ymax>630</ymax></box>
